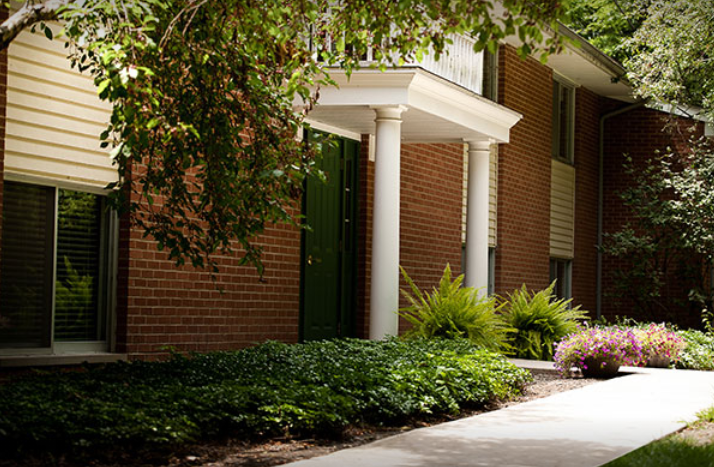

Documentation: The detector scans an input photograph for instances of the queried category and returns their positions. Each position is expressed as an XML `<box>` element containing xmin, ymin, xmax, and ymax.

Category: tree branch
<box><xmin>0</xmin><ymin>0</ymin><xmax>68</xmax><ymax>51</ymax></box>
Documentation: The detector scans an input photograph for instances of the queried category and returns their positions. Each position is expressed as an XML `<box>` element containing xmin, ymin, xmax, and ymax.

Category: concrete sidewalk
<box><xmin>284</xmin><ymin>365</ymin><xmax>714</xmax><ymax>467</ymax></box>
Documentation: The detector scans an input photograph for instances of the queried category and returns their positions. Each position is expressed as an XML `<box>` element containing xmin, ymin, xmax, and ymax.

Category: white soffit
<box><xmin>305</xmin><ymin>69</ymin><xmax>522</xmax><ymax>143</ymax></box>
<box><xmin>545</xmin><ymin>48</ymin><xmax>634</xmax><ymax>103</ymax></box>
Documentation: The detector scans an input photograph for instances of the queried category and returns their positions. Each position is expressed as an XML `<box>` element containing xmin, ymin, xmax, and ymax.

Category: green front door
<box><xmin>301</xmin><ymin>134</ymin><xmax>359</xmax><ymax>341</ymax></box>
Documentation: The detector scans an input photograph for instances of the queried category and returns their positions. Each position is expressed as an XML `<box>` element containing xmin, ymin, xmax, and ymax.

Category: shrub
<box><xmin>0</xmin><ymin>338</ymin><xmax>530</xmax><ymax>459</ymax></box>
<box><xmin>633</xmin><ymin>323</ymin><xmax>685</xmax><ymax>364</ymax></box>
<box><xmin>398</xmin><ymin>264</ymin><xmax>511</xmax><ymax>351</ymax></box>
<box><xmin>676</xmin><ymin>330</ymin><xmax>714</xmax><ymax>370</ymax></box>
<box><xmin>500</xmin><ymin>282</ymin><xmax>589</xmax><ymax>361</ymax></box>
<box><xmin>554</xmin><ymin>326</ymin><xmax>645</xmax><ymax>376</ymax></box>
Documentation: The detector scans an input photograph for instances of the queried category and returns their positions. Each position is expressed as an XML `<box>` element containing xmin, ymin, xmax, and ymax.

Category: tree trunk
<box><xmin>0</xmin><ymin>0</ymin><xmax>67</xmax><ymax>51</ymax></box>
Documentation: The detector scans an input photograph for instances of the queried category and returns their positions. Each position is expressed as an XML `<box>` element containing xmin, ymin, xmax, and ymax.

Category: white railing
<box><xmin>414</xmin><ymin>34</ymin><xmax>484</xmax><ymax>95</ymax></box>
<box><xmin>320</xmin><ymin>33</ymin><xmax>485</xmax><ymax>96</ymax></box>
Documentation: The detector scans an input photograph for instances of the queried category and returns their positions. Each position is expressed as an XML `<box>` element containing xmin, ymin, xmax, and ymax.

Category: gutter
<box><xmin>597</xmin><ymin>100</ymin><xmax>647</xmax><ymax>319</ymax></box>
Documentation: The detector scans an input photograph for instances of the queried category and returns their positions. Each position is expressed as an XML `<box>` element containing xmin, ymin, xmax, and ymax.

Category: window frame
<box><xmin>552</xmin><ymin>78</ymin><xmax>576</xmax><ymax>165</ymax></box>
<box><xmin>481</xmin><ymin>48</ymin><xmax>499</xmax><ymax>102</ymax></box>
<box><xmin>488</xmin><ymin>247</ymin><xmax>496</xmax><ymax>296</ymax></box>
<box><xmin>549</xmin><ymin>257</ymin><xmax>573</xmax><ymax>301</ymax></box>
<box><xmin>0</xmin><ymin>178</ymin><xmax>118</xmax><ymax>356</ymax></box>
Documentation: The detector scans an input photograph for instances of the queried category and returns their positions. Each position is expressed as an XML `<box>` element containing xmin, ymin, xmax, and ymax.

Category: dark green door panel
<box><xmin>301</xmin><ymin>134</ymin><xmax>359</xmax><ymax>341</ymax></box>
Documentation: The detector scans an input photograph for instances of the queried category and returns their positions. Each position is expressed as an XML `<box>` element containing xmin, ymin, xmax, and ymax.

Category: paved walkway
<box><xmin>284</xmin><ymin>363</ymin><xmax>714</xmax><ymax>467</ymax></box>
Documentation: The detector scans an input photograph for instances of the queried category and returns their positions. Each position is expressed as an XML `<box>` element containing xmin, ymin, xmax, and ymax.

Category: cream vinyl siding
<box><xmin>550</xmin><ymin>159</ymin><xmax>575</xmax><ymax>258</ymax></box>
<box><xmin>6</xmin><ymin>25</ymin><xmax>115</xmax><ymax>187</ymax></box>
<box><xmin>461</xmin><ymin>144</ymin><xmax>498</xmax><ymax>247</ymax></box>
<box><xmin>488</xmin><ymin>144</ymin><xmax>497</xmax><ymax>246</ymax></box>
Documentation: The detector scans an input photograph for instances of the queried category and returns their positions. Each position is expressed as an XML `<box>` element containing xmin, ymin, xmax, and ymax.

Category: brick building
<box><xmin>0</xmin><ymin>17</ymin><xmax>709</xmax><ymax>366</ymax></box>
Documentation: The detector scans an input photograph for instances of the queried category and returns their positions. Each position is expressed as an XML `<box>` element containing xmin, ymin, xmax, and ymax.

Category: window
<box><xmin>0</xmin><ymin>181</ymin><xmax>114</xmax><ymax>353</ymax></box>
<box><xmin>552</xmin><ymin>79</ymin><xmax>575</xmax><ymax>164</ymax></box>
<box><xmin>549</xmin><ymin>258</ymin><xmax>572</xmax><ymax>300</ymax></box>
<box><xmin>488</xmin><ymin>247</ymin><xmax>496</xmax><ymax>296</ymax></box>
<box><xmin>482</xmin><ymin>49</ymin><xmax>499</xmax><ymax>102</ymax></box>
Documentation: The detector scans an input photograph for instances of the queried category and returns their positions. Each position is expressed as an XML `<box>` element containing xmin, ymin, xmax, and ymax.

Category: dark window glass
<box><xmin>54</xmin><ymin>190</ymin><xmax>105</xmax><ymax>341</ymax></box>
<box><xmin>552</xmin><ymin>80</ymin><xmax>574</xmax><ymax>163</ymax></box>
<box><xmin>0</xmin><ymin>182</ymin><xmax>55</xmax><ymax>348</ymax></box>
<box><xmin>549</xmin><ymin>258</ymin><xmax>572</xmax><ymax>300</ymax></box>
<box><xmin>0</xmin><ymin>182</ymin><xmax>108</xmax><ymax>349</ymax></box>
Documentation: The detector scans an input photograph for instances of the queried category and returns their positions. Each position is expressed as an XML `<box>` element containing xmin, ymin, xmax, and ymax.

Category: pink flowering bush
<box><xmin>554</xmin><ymin>326</ymin><xmax>645</xmax><ymax>376</ymax></box>
<box><xmin>633</xmin><ymin>323</ymin><xmax>685</xmax><ymax>364</ymax></box>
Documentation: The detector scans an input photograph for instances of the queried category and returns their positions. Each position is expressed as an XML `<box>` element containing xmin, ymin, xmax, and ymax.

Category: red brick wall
<box><xmin>355</xmin><ymin>139</ymin><xmax>465</xmax><ymax>337</ymax></box>
<box><xmin>117</xmin><ymin>135</ymin><xmax>463</xmax><ymax>356</ymax></box>
<box><xmin>571</xmin><ymin>87</ymin><xmax>606</xmax><ymax>313</ymax></box>
<box><xmin>495</xmin><ymin>45</ymin><xmax>552</xmax><ymax>294</ymax></box>
<box><xmin>356</xmin><ymin>135</ymin><xmax>373</xmax><ymax>338</ymax></box>
<box><xmin>602</xmin><ymin>107</ymin><xmax>704</xmax><ymax>326</ymax></box>
<box><xmin>398</xmin><ymin>143</ymin><xmax>464</xmax><ymax>334</ymax></box>
<box><xmin>116</xmin><ymin>183</ymin><xmax>302</xmax><ymax>359</ymax></box>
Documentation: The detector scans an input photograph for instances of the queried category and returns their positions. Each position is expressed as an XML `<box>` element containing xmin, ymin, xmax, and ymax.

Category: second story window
<box><xmin>482</xmin><ymin>49</ymin><xmax>499</xmax><ymax>102</ymax></box>
<box><xmin>552</xmin><ymin>79</ymin><xmax>575</xmax><ymax>164</ymax></box>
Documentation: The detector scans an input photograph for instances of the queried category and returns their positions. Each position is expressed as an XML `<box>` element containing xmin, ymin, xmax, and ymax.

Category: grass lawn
<box><xmin>604</xmin><ymin>407</ymin><xmax>714</xmax><ymax>466</ymax></box>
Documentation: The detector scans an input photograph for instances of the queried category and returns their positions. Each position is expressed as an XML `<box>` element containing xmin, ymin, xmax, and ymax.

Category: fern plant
<box><xmin>398</xmin><ymin>264</ymin><xmax>511</xmax><ymax>351</ymax></box>
<box><xmin>500</xmin><ymin>282</ymin><xmax>589</xmax><ymax>361</ymax></box>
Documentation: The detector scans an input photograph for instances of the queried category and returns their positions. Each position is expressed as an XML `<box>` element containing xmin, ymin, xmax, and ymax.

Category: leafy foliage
<box><xmin>500</xmin><ymin>282</ymin><xmax>589</xmax><ymax>361</ymax></box>
<box><xmin>601</xmin><ymin>139</ymin><xmax>714</xmax><ymax>323</ymax></box>
<box><xmin>625</xmin><ymin>0</ymin><xmax>714</xmax><ymax>122</ymax></box>
<box><xmin>676</xmin><ymin>330</ymin><xmax>714</xmax><ymax>371</ymax></box>
<box><xmin>565</xmin><ymin>0</ymin><xmax>649</xmax><ymax>64</ymax></box>
<box><xmin>3</xmin><ymin>0</ymin><xmax>572</xmax><ymax>273</ymax></box>
<box><xmin>567</xmin><ymin>0</ymin><xmax>714</xmax><ymax>325</ymax></box>
<box><xmin>0</xmin><ymin>338</ymin><xmax>530</xmax><ymax>459</ymax></box>
<box><xmin>398</xmin><ymin>264</ymin><xmax>511</xmax><ymax>351</ymax></box>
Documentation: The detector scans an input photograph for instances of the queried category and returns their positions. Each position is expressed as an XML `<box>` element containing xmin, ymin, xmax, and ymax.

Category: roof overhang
<box><xmin>302</xmin><ymin>68</ymin><xmax>522</xmax><ymax>143</ymax></box>
<box><xmin>489</xmin><ymin>3</ymin><xmax>635</xmax><ymax>103</ymax></box>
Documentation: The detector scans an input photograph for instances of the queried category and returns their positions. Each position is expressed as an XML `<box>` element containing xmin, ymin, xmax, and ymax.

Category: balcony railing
<box><xmin>414</xmin><ymin>34</ymin><xmax>484</xmax><ymax>96</ymax></box>
<box><xmin>320</xmin><ymin>33</ymin><xmax>486</xmax><ymax>96</ymax></box>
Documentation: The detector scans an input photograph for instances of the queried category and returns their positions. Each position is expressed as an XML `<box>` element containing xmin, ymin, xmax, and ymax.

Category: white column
<box><xmin>464</xmin><ymin>140</ymin><xmax>491</xmax><ymax>295</ymax></box>
<box><xmin>369</xmin><ymin>105</ymin><xmax>407</xmax><ymax>340</ymax></box>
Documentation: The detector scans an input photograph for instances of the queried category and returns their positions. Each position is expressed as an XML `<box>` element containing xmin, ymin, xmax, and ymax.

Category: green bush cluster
<box><xmin>399</xmin><ymin>265</ymin><xmax>588</xmax><ymax>360</ymax></box>
<box><xmin>398</xmin><ymin>264</ymin><xmax>510</xmax><ymax>350</ymax></box>
<box><xmin>676</xmin><ymin>330</ymin><xmax>714</xmax><ymax>370</ymax></box>
<box><xmin>0</xmin><ymin>338</ymin><xmax>530</xmax><ymax>457</ymax></box>
<box><xmin>500</xmin><ymin>284</ymin><xmax>588</xmax><ymax>361</ymax></box>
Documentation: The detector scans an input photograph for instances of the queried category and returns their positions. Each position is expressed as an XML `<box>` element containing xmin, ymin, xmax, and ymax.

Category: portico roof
<box><xmin>305</xmin><ymin>68</ymin><xmax>522</xmax><ymax>143</ymax></box>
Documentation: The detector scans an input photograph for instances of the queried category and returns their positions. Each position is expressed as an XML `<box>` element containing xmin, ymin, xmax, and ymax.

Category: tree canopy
<box><xmin>567</xmin><ymin>0</ymin><xmax>713</xmax><ymax>120</ymax></box>
<box><xmin>626</xmin><ymin>0</ymin><xmax>714</xmax><ymax>121</ymax></box>
<box><xmin>565</xmin><ymin>0</ymin><xmax>647</xmax><ymax>64</ymax></box>
<box><xmin>3</xmin><ymin>0</ymin><xmax>569</xmax><ymax>274</ymax></box>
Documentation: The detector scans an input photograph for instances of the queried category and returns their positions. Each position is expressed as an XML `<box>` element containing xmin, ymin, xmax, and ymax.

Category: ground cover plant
<box><xmin>676</xmin><ymin>329</ymin><xmax>714</xmax><ymax>371</ymax></box>
<box><xmin>0</xmin><ymin>338</ymin><xmax>530</xmax><ymax>462</ymax></box>
<box><xmin>500</xmin><ymin>282</ymin><xmax>588</xmax><ymax>361</ymax></box>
